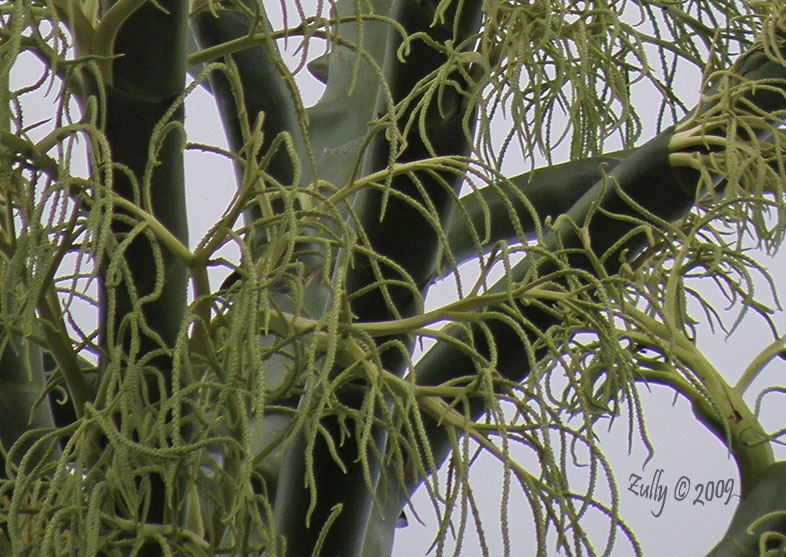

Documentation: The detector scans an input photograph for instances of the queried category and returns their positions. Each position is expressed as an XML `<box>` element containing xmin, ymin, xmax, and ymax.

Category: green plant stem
<box><xmin>621</xmin><ymin>309</ymin><xmax>773</xmax><ymax>495</ymax></box>
<box><xmin>443</xmin><ymin>152</ymin><xmax>628</xmax><ymax>266</ymax></box>
<box><xmin>36</xmin><ymin>287</ymin><xmax>92</xmax><ymax>418</ymax></box>
<box><xmin>706</xmin><ymin>460</ymin><xmax>786</xmax><ymax>556</ymax></box>
<box><xmin>0</xmin><ymin>63</ymin><xmax>60</xmax><ymax>476</ymax></box>
<box><xmin>736</xmin><ymin>333</ymin><xmax>786</xmax><ymax>395</ymax></box>
<box><xmin>109</xmin><ymin>194</ymin><xmax>193</xmax><ymax>264</ymax></box>
<box><xmin>90</xmin><ymin>1</ymin><xmax>190</xmax><ymax>546</ymax></box>
<box><xmin>306</xmin><ymin>0</ymin><xmax>393</xmax><ymax>188</ymax></box>
<box><xmin>93</xmin><ymin>0</ymin><xmax>151</xmax><ymax>83</ymax></box>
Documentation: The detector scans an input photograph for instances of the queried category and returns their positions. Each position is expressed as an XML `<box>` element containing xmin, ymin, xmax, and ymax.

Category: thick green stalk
<box><xmin>94</xmin><ymin>0</ymin><xmax>189</xmax><ymax>543</ymax></box>
<box><xmin>190</xmin><ymin>4</ymin><xmax>313</xmax><ymax>237</ymax></box>
<box><xmin>444</xmin><ymin>152</ymin><xmax>627</xmax><ymax>267</ymax></box>
<box><xmin>0</xmin><ymin>340</ymin><xmax>58</xmax><ymax>475</ymax></box>
<box><xmin>190</xmin><ymin>5</ymin><xmax>325</xmax><ymax>543</ymax></box>
<box><xmin>190</xmin><ymin>3</ymin><xmax>328</xmax><ymax>323</ymax></box>
<box><xmin>706</xmin><ymin>460</ymin><xmax>786</xmax><ymax>556</ymax></box>
<box><xmin>345</xmin><ymin>0</ymin><xmax>483</xmax><ymax>325</ymax></box>
<box><xmin>0</xmin><ymin>34</ymin><xmax>58</xmax><ymax>481</ymax></box>
<box><xmin>0</xmin><ymin>43</ymin><xmax>57</xmax><ymax>478</ymax></box>
<box><xmin>273</xmin><ymin>1</ymin><xmax>484</xmax><ymax>554</ymax></box>
<box><xmin>97</xmin><ymin>0</ymin><xmax>189</xmax><ymax>386</ymax></box>
<box><xmin>306</xmin><ymin>0</ymin><xmax>392</xmax><ymax>188</ymax></box>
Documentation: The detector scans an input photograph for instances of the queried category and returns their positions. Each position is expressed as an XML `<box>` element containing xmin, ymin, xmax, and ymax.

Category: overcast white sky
<box><xmin>10</xmin><ymin>3</ymin><xmax>786</xmax><ymax>555</ymax></box>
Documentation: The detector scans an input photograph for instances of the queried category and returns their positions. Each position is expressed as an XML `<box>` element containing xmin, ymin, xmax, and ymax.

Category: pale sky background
<box><xmin>10</xmin><ymin>2</ymin><xmax>786</xmax><ymax>555</ymax></box>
